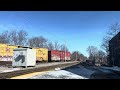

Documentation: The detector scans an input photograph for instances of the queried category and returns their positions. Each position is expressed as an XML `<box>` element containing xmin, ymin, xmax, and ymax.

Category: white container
<box><xmin>12</xmin><ymin>48</ymin><xmax>36</xmax><ymax>68</ymax></box>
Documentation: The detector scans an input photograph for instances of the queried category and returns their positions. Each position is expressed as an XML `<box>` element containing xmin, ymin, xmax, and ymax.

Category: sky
<box><xmin>0</xmin><ymin>11</ymin><xmax>120</xmax><ymax>57</ymax></box>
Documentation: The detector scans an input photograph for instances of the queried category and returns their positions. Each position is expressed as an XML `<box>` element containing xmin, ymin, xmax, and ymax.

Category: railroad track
<box><xmin>0</xmin><ymin>61</ymin><xmax>12</xmax><ymax>67</ymax></box>
<box><xmin>0</xmin><ymin>61</ymin><xmax>79</xmax><ymax>79</ymax></box>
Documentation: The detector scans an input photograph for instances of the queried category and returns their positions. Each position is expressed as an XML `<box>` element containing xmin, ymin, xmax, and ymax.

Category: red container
<box><xmin>60</xmin><ymin>51</ymin><xmax>65</xmax><ymax>61</ymax></box>
<box><xmin>66</xmin><ymin>52</ymin><xmax>71</xmax><ymax>60</ymax></box>
<box><xmin>60</xmin><ymin>51</ymin><xmax>71</xmax><ymax>61</ymax></box>
<box><xmin>48</xmin><ymin>50</ymin><xmax>60</xmax><ymax>62</ymax></box>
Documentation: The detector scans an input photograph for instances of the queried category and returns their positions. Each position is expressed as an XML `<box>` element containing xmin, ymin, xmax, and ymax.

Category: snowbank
<box><xmin>30</xmin><ymin>70</ymin><xmax>87</xmax><ymax>79</ymax></box>
<box><xmin>2</xmin><ymin>68</ymin><xmax>20</xmax><ymax>72</ymax></box>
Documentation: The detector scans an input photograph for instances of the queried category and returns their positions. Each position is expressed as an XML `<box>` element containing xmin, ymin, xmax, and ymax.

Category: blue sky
<box><xmin>0</xmin><ymin>11</ymin><xmax>120</xmax><ymax>57</ymax></box>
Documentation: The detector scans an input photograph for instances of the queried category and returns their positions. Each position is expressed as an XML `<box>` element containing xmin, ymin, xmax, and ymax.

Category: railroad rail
<box><xmin>0</xmin><ymin>61</ymin><xmax>12</xmax><ymax>67</ymax></box>
<box><xmin>0</xmin><ymin>61</ymin><xmax>79</xmax><ymax>79</ymax></box>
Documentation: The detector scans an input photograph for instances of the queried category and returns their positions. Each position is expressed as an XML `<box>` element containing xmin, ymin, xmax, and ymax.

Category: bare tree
<box><xmin>71</xmin><ymin>51</ymin><xmax>80</xmax><ymax>61</ymax></box>
<box><xmin>54</xmin><ymin>41</ymin><xmax>60</xmax><ymax>50</ymax></box>
<box><xmin>28</xmin><ymin>36</ymin><xmax>48</xmax><ymax>48</ymax></box>
<box><xmin>87</xmin><ymin>46</ymin><xmax>98</xmax><ymax>63</ymax></box>
<box><xmin>98</xmin><ymin>50</ymin><xmax>106</xmax><ymax>58</ymax></box>
<box><xmin>0</xmin><ymin>30</ymin><xmax>10</xmax><ymax>44</ymax></box>
<box><xmin>87</xmin><ymin>46</ymin><xmax>107</xmax><ymax>65</ymax></box>
<box><xmin>9</xmin><ymin>30</ymin><xmax>18</xmax><ymax>45</ymax></box>
<box><xmin>101</xmin><ymin>22</ymin><xmax>120</xmax><ymax>55</ymax></box>
<box><xmin>107</xmin><ymin>22</ymin><xmax>120</xmax><ymax>36</ymax></box>
<box><xmin>71</xmin><ymin>51</ymin><xmax>87</xmax><ymax>62</ymax></box>
<box><xmin>101</xmin><ymin>36</ymin><xmax>111</xmax><ymax>55</ymax></box>
<box><xmin>28</xmin><ymin>37</ymin><xmax>39</xmax><ymax>47</ymax></box>
<box><xmin>0</xmin><ymin>30</ymin><xmax>28</xmax><ymax>46</ymax></box>
<box><xmin>8</xmin><ymin>30</ymin><xmax>28</xmax><ymax>46</ymax></box>
<box><xmin>96</xmin><ymin>50</ymin><xmax>106</xmax><ymax>65</ymax></box>
<box><xmin>38</xmin><ymin>36</ymin><xmax>48</xmax><ymax>48</ymax></box>
<box><xmin>47</xmin><ymin>42</ymin><xmax>54</xmax><ymax>50</ymax></box>
<box><xmin>47</xmin><ymin>41</ymin><xmax>69</xmax><ymax>51</ymax></box>
<box><xmin>17</xmin><ymin>30</ymin><xmax>28</xmax><ymax>46</ymax></box>
<box><xmin>60</xmin><ymin>44</ymin><xmax>69</xmax><ymax>51</ymax></box>
<box><xmin>87</xmin><ymin>46</ymin><xmax>98</xmax><ymax>57</ymax></box>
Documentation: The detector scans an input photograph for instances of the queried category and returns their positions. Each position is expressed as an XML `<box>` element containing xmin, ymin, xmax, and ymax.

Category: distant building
<box><xmin>109</xmin><ymin>32</ymin><xmax>120</xmax><ymax>66</ymax></box>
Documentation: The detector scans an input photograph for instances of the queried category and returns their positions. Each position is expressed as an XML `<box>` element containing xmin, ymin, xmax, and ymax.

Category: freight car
<box><xmin>0</xmin><ymin>43</ymin><xmax>71</xmax><ymax>63</ymax></box>
<box><xmin>60</xmin><ymin>51</ymin><xmax>71</xmax><ymax>61</ymax></box>
<box><xmin>60</xmin><ymin>51</ymin><xmax>65</xmax><ymax>61</ymax></box>
<box><xmin>48</xmin><ymin>50</ymin><xmax>60</xmax><ymax>62</ymax></box>
<box><xmin>0</xmin><ymin>44</ymin><xmax>33</xmax><ymax>61</ymax></box>
<box><xmin>34</xmin><ymin>48</ymin><xmax>48</xmax><ymax>62</ymax></box>
<box><xmin>0</xmin><ymin>43</ymin><xmax>7</xmax><ymax>61</ymax></box>
<box><xmin>0</xmin><ymin>44</ymin><xmax>18</xmax><ymax>61</ymax></box>
<box><xmin>66</xmin><ymin>52</ymin><xmax>71</xmax><ymax>61</ymax></box>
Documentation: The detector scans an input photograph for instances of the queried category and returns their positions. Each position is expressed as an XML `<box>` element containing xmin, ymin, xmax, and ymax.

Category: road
<box><xmin>29</xmin><ymin>63</ymin><xmax>120</xmax><ymax>79</ymax></box>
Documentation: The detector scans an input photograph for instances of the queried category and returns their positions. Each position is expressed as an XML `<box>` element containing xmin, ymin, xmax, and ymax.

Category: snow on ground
<box><xmin>55</xmin><ymin>67</ymin><xmax>61</xmax><ymax>70</ymax></box>
<box><xmin>2</xmin><ymin>68</ymin><xmax>21</xmax><ymax>73</ymax></box>
<box><xmin>29</xmin><ymin>65</ymin><xmax>95</xmax><ymax>79</ymax></box>
<box><xmin>101</xmin><ymin>66</ymin><xmax>120</xmax><ymax>71</ymax></box>
<box><xmin>30</xmin><ymin>70</ymin><xmax>87</xmax><ymax>79</ymax></box>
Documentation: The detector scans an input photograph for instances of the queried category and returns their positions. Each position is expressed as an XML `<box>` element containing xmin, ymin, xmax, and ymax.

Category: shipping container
<box><xmin>60</xmin><ymin>51</ymin><xmax>65</xmax><ymax>61</ymax></box>
<box><xmin>48</xmin><ymin>50</ymin><xmax>60</xmax><ymax>62</ymax></box>
<box><xmin>6</xmin><ymin>45</ymin><xmax>18</xmax><ymax>61</ymax></box>
<box><xmin>0</xmin><ymin>44</ymin><xmax>18</xmax><ymax>61</ymax></box>
<box><xmin>7</xmin><ymin>45</ymin><xmax>18</xmax><ymax>56</ymax></box>
<box><xmin>34</xmin><ymin>48</ymin><xmax>48</xmax><ymax>62</ymax></box>
<box><xmin>66</xmin><ymin>52</ymin><xmax>71</xmax><ymax>61</ymax></box>
<box><xmin>60</xmin><ymin>51</ymin><xmax>71</xmax><ymax>61</ymax></box>
<box><xmin>0</xmin><ymin>44</ymin><xmax>8</xmax><ymax>61</ymax></box>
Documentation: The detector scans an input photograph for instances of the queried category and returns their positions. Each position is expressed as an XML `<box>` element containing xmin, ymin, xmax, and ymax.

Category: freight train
<box><xmin>0</xmin><ymin>43</ymin><xmax>71</xmax><ymax>62</ymax></box>
<box><xmin>48</xmin><ymin>50</ymin><xmax>71</xmax><ymax>62</ymax></box>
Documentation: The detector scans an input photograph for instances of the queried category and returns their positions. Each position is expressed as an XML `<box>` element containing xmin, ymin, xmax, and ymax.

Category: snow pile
<box><xmin>2</xmin><ymin>68</ymin><xmax>20</xmax><ymax>72</ymax></box>
<box><xmin>30</xmin><ymin>70</ymin><xmax>87</xmax><ymax>79</ymax></box>
<box><xmin>55</xmin><ymin>67</ymin><xmax>61</xmax><ymax>71</ymax></box>
<box><xmin>101</xmin><ymin>66</ymin><xmax>120</xmax><ymax>71</ymax></box>
<box><xmin>47</xmin><ymin>70</ymin><xmax>87</xmax><ymax>79</ymax></box>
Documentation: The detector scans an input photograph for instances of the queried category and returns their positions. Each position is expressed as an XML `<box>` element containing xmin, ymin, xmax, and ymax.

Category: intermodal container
<box><xmin>7</xmin><ymin>45</ymin><xmax>18</xmax><ymax>60</ymax></box>
<box><xmin>66</xmin><ymin>52</ymin><xmax>71</xmax><ymax>60</ymax></box>
<box><xmin>60</xmin><ymin>51</ymin><xmax>71</xmax><ymax>61</ymax></box>
<box><xmin>34</xmin><ymin>48</ymin><xmax>48</xmax><ymax>62</ymax></box>
<box><xmin>48</xmin><ymin>50</ymin><xmax>60</xmax><ymax>62</ymax></box>
<box><xmin>0</xmin><ymin>44</ymin><xmax>18</xmax><ymax>61</ymax></box>
<box><xmin>0</xmin><ymin>44</ymin><xmax>8</xmax><ymax>61</ymax></box>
